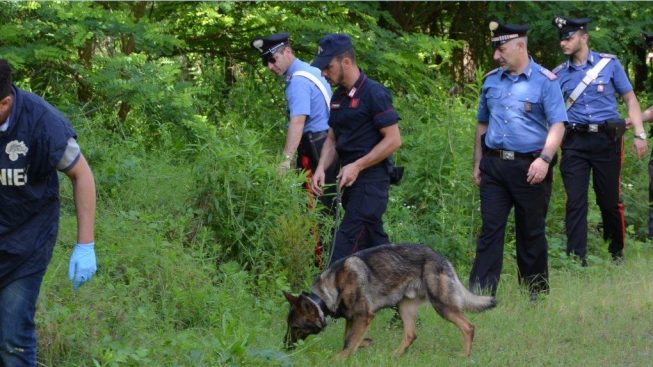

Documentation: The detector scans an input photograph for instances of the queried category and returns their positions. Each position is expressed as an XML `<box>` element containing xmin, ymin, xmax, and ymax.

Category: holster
<box><xmin>386</xmin><ymin>157</ymin><xmax>404</xmax><ymax>185</ymax></box>
<box><xmin>605</xmin><ymin>119</ymin><xmax>626</xmax><ymax>153</ymax></box>
<box><xmin>605</xmin><ymin>119</ymin><xmax>626</xmax><ymax>142</ymax></box>
<box><xmin>298</xmin><ymin>133</ymin><xmax>324</xmax><ymax>169</ymax></box>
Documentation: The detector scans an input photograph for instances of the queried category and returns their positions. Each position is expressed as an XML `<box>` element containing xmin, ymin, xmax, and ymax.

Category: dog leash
<box><xmin>324</xmin><ymin>182</ymin><xmax>342</xmax><ymax>267</ymax></box>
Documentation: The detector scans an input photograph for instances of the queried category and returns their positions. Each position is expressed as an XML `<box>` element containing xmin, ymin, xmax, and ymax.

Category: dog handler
<box><xmin>552</xmin><ymin>17</ymin><xmax>647</xmax><ymax>265</ymax></box>
<box><xmin>0</xmin><ymin>59</ymin><xmax>97</xmax><ymax>366</ymax></box>
<box><xmin>470</xmin><ymin>22</ymin><xmax>567</xmax><ymax>298</ymax></box>
<box><xmin>310</xmin><ymin>33</ymin><xmax>401</xmax><ymax>265</ymax></box>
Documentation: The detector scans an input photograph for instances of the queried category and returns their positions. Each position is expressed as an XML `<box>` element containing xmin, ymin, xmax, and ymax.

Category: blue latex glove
<box><xmin>68</xmin><ymin>243</ymin><xmax>97</xmax><ymax>289</ymax></box>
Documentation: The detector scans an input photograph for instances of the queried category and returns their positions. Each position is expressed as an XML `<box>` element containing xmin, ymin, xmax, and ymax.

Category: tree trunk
<box><xmin>116</xmin><ymin>1</ymin><xmax>148</xmax><ymax>122</ymax></box>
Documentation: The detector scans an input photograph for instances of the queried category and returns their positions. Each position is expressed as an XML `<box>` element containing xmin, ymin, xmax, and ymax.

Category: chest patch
<box><xmin>5</xmin><ymin>140</ymin><xmax>28</xmax><ymax>162</ymax></box>
<box><xmin>350</xmin><ymin>98</ymin><xmax>360</xmax><ymax>108</ymax></box>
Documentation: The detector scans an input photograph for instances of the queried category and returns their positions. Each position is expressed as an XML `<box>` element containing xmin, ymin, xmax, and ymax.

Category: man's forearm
<box><xmin>282</xmin><ymin>115</ymin><xmax>306</xmax><ymax>157</ymax></box>
<box><xmin>642</xmin><ymin>105</ymin><xmax>653</xmax><ymax>123</ymax></box>
<box><xmin>541</xmin><ymin>123</ymin><xmax>565</xmax><ymax>158</ymax></box>
<box><xmin>624</xmin><ymin>92</ymin><xmax>645</xmax><ymax>135</ymax></box>
<box><xmin>68</xmin><ymin>155</ymin><xmax>96</xmax><ymax>244</ymax></box>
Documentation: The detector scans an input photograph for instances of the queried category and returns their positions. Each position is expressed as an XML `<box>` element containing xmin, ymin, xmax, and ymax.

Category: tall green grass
<box><xmin>34</xmin><ymin>68</ymin><xmax>653</xmax><ymax>366</ymax></box>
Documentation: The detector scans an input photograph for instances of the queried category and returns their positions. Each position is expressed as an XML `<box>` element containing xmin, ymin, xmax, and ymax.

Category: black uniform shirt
<box><xmin>329</xmin><ymin>72</ymin><xmax>399</xmax><ymax>179</ymax></box>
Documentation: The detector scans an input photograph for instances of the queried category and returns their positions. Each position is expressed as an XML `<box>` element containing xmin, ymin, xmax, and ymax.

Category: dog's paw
<box><xmin>336</xmin><ymin>350</ymin><xmax>351</xmax><ymax>359</ymax></box>
<box><xmin>359</xmin><ymin>337</ymin><xmax>374</xmax><ymax>348</ymax></box>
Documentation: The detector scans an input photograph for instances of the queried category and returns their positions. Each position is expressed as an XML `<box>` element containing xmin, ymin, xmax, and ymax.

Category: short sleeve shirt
<box><xmin>0</xmin><ymin>86</ymin><xmax>77</xmax><ymax>255</ymax></box>
<box><xmin>329</xmin><ymin>72</ymin><xmax>400</xmax><ymax>173</ymax></box>
<box><xmin>554</xmin><ymin>50</ymin><xmax>632</xmax><ymax>123</ymax></box>
<box><xmin>477</xmin><ymin>59</ymin><xmax>568</xmax><ymax>153</ymax></box>
<box><xmin>285</xmin><ymin>59</ymin><xmax>331</xmax><ymax>133</ymax></box>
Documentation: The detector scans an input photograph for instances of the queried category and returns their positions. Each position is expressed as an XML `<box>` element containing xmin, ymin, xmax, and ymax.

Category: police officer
<box><xmin>470</xmin><ymin>22</ymin><xmax>567</xmax><ymax>298</ymax></box>
<box><xmin>251</xmin><ymin>32</ymin><xmax>338</xmax><ymax>262</ymax></box>
<box><xmin>628</xmin><ymin>32</ymin><xmax>653</xmax><ymax>237</ymax></box>
<box><xmin>552</xmin><ymin>17</ymin><xmax>648</xmax><ymax>265</ymax></box>
<box><xmin>0</xmin><ymin>59</ymin><xmax>97</xmax><ymax>366</ymax></box>
<box><xmin>310</xmin><ymin>34</ymin><xmax>401</xmax><ymax>265</ymax></box>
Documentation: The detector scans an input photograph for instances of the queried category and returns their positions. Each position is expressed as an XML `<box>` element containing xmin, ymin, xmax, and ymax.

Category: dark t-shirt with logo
<box><xmin>0</xmin><ymin>86</ymin><xmax>76</xmax><ymax>285</ymax></box>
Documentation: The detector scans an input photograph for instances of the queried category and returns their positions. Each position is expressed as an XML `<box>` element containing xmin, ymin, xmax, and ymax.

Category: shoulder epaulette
<box><xmin>539</xmin><ymin>67</ymin><xmax>557</xmax><ymax>81</ymax></box>
<box><xmin>551</xmin><ymin>63</ymin><xmax>566</xmax><ymax>75</ymax></box>
<box><xmin>483</xmin><ymin>68</ymin><xmax>501</xmax><ymax>80</ymax></box>
<box><xmin>599</xmin><ymin>53</ymin><xmax>617</xmax><ymax>59</ymax></box>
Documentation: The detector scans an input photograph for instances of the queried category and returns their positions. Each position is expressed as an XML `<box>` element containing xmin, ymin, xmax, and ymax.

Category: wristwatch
<box><xmin>634</xmin><ymin>132</ymin><xmax>647</xmax><ymax>140</ymax></box>
<box><xmin>539</xmin><ymin>153</ymin><xmax>552</xmax><ymax>164</ymax></box>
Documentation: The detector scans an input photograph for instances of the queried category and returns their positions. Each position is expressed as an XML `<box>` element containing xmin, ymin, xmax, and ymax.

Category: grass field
<box><xmin>277</xmin><ymin>241</ymin><xmax>653</xmax><ymax>367</ymax></box>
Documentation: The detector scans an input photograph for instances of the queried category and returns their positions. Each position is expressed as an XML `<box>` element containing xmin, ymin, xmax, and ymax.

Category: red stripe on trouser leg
<box><xmin>301</xmin><ymin>154</ymin><xmax>323</xmax><ymax>267</ymax></box>
<box><xmin>618</xmin><ymin>142</ymin><xmax>626</xmax><ymax>248</ymax></box>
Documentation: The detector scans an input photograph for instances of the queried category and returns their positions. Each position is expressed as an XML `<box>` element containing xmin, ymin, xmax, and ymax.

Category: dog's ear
<box><xmin>298</xmin><ymin>294</ymin><xmax>315</xmax><ymax>313</ymax></box>
<box><xmin>283</xmin><ymin>291</ymin><xmax>299</xmax><ymax>304</ymax></box>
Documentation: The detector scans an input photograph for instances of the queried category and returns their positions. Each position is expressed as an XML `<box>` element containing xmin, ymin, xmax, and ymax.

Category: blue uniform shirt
<box><xmin>329</xmin><ymin>71</ymin><xmax>400</xmax><ymax>180</ymax></box>
<box><xmin>554</xmin><ymin>50</ymin><xmax>632</xmax><ymax>124</ymax></box>
<box><xmin>0</xmin><ymin>86</ymin><xmax>77</xmax><ymax>256</ymax></box>
<box><xmin>285</xmin><ymin>59</ymin><xmax>331</xmax><ymax>133</ymax></box>
<box><xmin>477</xmin><ymin>58</ymin><xmax>568</xmax><ymax>153</ymax></box>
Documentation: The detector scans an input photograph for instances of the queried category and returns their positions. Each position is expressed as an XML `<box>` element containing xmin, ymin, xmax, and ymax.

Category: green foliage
<box><xmin>2</xmin><ymin>1</ymin><xmax>651</xmax><ymax>365</ymax></box>
<box><xmin>189</xmin><ymin>123</ymin><xmax>319</xmax><ymax>288</ymax></box>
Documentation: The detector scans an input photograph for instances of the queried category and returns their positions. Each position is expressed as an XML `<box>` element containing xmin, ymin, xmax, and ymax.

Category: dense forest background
<box><xmin>2</xmin><ymin>2</ymin><xmax>653</xmax><ymax>366</ymax></box>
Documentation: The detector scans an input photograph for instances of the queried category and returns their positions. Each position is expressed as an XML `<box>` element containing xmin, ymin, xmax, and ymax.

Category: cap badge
<box><xmin>317</xmin><ymin>45</ymin><xmax>324</xmax><ymax>55</ymax></box>
<box><xmin>555</xmin><ymin>17</ymin><xmax>566</xmax><ymax>29</ymax></box>
<box><xmin>489</xmin><ymin>21</ymin><xmax>499</xmax><ymax>33</ymax></box>
<box><xmin>252</xmin><ymin>39</ymin><xmax>264</xmax><ymax>53</ymax></box>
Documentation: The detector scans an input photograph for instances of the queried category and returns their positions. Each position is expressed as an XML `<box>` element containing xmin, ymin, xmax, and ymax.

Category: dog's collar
<box><xmin>307</xmin><ymin>292</ymin><xmax>330</xmax><ymax>327</ymax></box>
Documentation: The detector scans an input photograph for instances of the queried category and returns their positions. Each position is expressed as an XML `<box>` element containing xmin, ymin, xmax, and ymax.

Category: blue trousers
<box><xmin>329</xmin><ymin>179</ymin><xmax>390</xmax><ymax>265</ymax></box>
<box><xmin>0</xmin><ymin>269</ymin><xmax>44</xmax><ymax>367</ymax></box>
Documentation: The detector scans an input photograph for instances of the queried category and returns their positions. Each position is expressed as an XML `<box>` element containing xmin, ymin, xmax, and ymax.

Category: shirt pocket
<box><xmin>592</xmin><ymin>79</ymin><xmax>610</xmax><ymax>94</ymax></box>
<box><xmin>484</xmin><ymin>87</ymin><xmax>503</xmax><ymax>109</ymax></box>
<box><xmin>517</xmin><ymin>93</ymin><xmax>542</xmax><ymax>114</ymax></box>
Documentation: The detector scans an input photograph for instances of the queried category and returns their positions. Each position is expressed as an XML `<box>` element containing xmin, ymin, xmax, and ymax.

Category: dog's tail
<box><xmin>451</xmin><ymin>270</ymin><xmax>497</xmax><ymax>313</ymax></box>
<box><xmin>460</xmin><ymin>286</ymin><xmax>496</xmax><ymax>313</ymax></box>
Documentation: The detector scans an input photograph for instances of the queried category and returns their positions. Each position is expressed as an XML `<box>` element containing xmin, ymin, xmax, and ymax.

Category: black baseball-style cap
<box><xmin>553</xmin><ymin>16</ymin><xmax>591</xmax><ymax>40</ymax></box>
<box><xmin>251</xmin><ymin>32</ymin><xmax>289</xmax><ymax>65</ymax></box>
<box><xmin>310</xmin><ymin>33</ymin><xmax>353</xmax><ymax>70</ymax></box>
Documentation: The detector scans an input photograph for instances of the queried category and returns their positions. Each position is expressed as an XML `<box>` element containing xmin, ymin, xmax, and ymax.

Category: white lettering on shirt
<box><xmin>0</xmin><ymin>168</ymin><xmax>27</xmax><ymax>186</ymax></box>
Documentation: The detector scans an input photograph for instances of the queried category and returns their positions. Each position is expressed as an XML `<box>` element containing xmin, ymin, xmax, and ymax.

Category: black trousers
<box><xmin>329</xmin><ymin>179</ymin><xmax>390</xmax><ymax>265</ymax></box>
<box><xmin>469</xmin><ymin>155</ymin><xmax>552</xmax><ymax>296</ymax></box>
<box><xmin>560</xmin><ymin>132</ymin><xmax>624</xmax><ymax>258</ymax></box>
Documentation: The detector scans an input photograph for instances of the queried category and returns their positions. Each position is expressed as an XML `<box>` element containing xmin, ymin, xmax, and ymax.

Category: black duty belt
<box><xmin>303</xmin><ymin>130</ymin><xmax>328</xmax><ymax>142</ymax></box>
<box><xmin>565</xmin><ymin>123</ymin><xmax>606</xmax><ymax>133</ymax></box>
<box><xmin>485</xmin><ymin>149</ymin><xmax>537</xmax><ymax>161</ymax></box>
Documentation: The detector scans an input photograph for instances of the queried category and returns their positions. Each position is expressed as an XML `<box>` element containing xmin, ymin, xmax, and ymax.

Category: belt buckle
<box><xmin>500</xmin><ymin>150</ymin><xmax>515</xmax><ymax>160</ymax></box>
<box><xmin>588</xmin><ymin>124</ymin><xmax>599</xmax><ymax>132</ymax></box>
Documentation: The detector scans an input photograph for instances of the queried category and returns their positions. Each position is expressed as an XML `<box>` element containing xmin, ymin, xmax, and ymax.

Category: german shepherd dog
<box><xmin>284</xmin><ymin>244</ymin><xmax>496</xmax><ymax>358</ymax></box>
